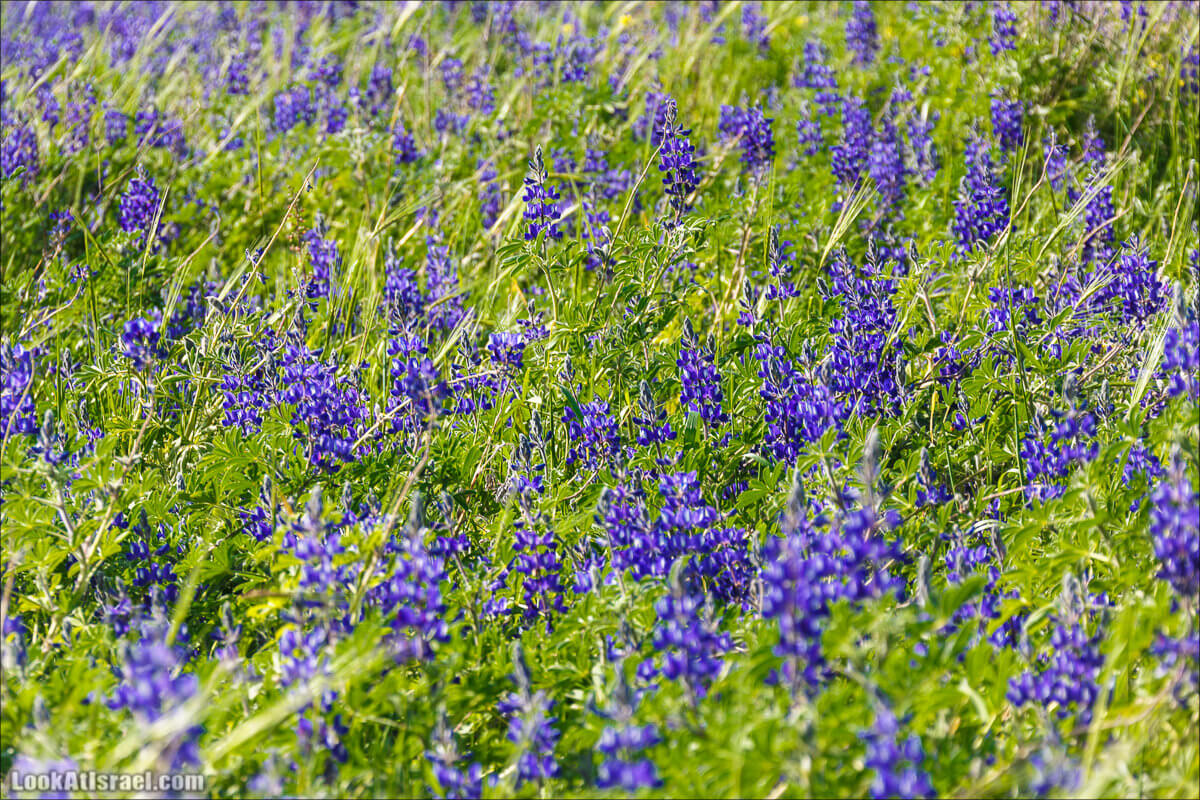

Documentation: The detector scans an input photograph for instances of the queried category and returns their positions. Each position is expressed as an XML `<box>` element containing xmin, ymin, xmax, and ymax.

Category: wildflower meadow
<box><xmin>1</xmin><ymin>2</ymin><xmax>1198</xmax><ymax>798</ymax></box>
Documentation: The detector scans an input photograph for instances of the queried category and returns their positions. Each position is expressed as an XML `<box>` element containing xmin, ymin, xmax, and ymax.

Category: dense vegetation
<box><xmin>1</xmin><ymin>2</ymin><xmax>1197</xmax><ymax>797</ymax></box>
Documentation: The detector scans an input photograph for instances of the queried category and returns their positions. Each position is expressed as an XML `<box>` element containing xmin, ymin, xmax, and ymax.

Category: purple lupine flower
<box><xmin>796</xmin><ymin>41</ymin><xmax>840</xmax><ymax>115</ymax></box>
<box><xmin>1160</xmin><ymin>298</ymin><xmax>1199</xmax><ymax>401</ymax></box>
<box><xmin>651</xmin><ymin>471</ymin><xmax>720</xmax><ymax>577</ymax></box>
<box><xmin>906</xmin><ymin>112</ymin><xmax>940</xmax><ymax>184</ymax></box>
<box><xmin>221</xmin><ymin>366</ymin><xmax>270</xmax><ymax>436</ymax></box>
<box><xmin>434</xmin><ymin>108</ymin><xmax>470</xmax><ymax>136</ymax></box>
<box><xmin>648</xmin><ymin>571</ymin><xmax>732</xmax><ymax>703</ymax></box>
<box><xmin>272</xmin><ymin>85</ymin><xmax>316</xmax><ymax>133</ymax></box>
<box><xmin>499</xmin><ymin>655</ymin><xmax>561</xmax><ymax>786</ymax></box>
<box><xmin>766</xmin><ymin>228</ymin><xmax>800</xmax><ymax>300</ymax></box>
<box><xmin>466</xmin><ymin>67</ymin><xmax>496</xmax><ymax>115</ymax></box>
<box><xmin>303</xmin><ymin>221</ymin><xmax>341</xmax><ymax>302</ymax></box>
<box><xmin>761</xmin><ymin>470</ymin><xmax>905</xmax><ymax>691</ymax></box>
<box><xmin>915</xmin><ymin>449</ymin><xmax>952</xmax><ymax>508</ymax></box>
<box><xmin>846</xmin><ymin>1</ymin><xmax>879</xmax><ymax>66</ymax></box>
<box><xmin>383</xmin><ymin>242</ymin><xmax>426</xmax><ymax>327</ymax></box>
<box><xmin>1092</xmin><ymin>236</ymin><xmax>1167</xmax><ymax>325</ymax></box>
<box><xmin>991</xmin><ymin>3</ymin><xmax>1019</xmax><ymax>55</ymax></box>
<box><xmin>1150</xmin><ymin>632</ymin><xmax>1200</xmax><ymax>704</ymax></box>
<box><xmin>393</xmin><ymin>120</ymin><xmax>423</xmax><ymax>164</ymax></box>
<box><xmin>754</xmin><ymin>326</ymin><xmax>842</xmax><ymax>463</ymax></box>
<box><xmin>1</xmin><ymin>343</ymin><xmax>38</xmax><ymax>438</ymax></box>
<box><xmin>825</xmin><ymin>250</ymin><xmax>905</xmax><ymax>416</ymax></box>
<box><xmin>364</xmin><ymin>63</ymin><xmax>393</xmax><ymax>116</ymax></box>
<box><xmin>522</xmin><ymin>147</ymin><xmax>562</xmax><ymax>242</ymax></box>
<box><xmin>275</xmin><ymin>343</ymin><xmax>369</xmax><ymax>472</ymax></box>
<box><xmin>862</xmin><ymin>706</ymin><xmax>936</xmax><ymax>799</ymax></box>
<box><xmin>633</xmin><ymin>379</ymin><xmax>677</xmax><ymax>449</ymax></box>
<box><xmin>440</xmin><ymin>56</ymin><xmax>465</xmax><ymax>94</ymax></box>
<box><xmin>598</xmin><ymin>482</ymin><xmax>656</xmax><ymax>579</ymax></box>
<box><xmin>987</xmin><ymin>285</ymin><xmax>1042</xmax><ymax>333</ymax></box>
<box><xmin>832</xmin><ymin>95</ymin><xmax>872</xmax><ymax>188</ymax></box>
<box><xmin>1181</xmin><ymin>43</ymin><xmax>1199</xmax><ymax>99</ymax></box>
<box><xmin>427</xmin><ymin>713</ymin><xmax>485</xmax><ymax>799</ymax></box>
<box><xmin>868</xmin><ymin>116</ymin><xmax>907</xmax><ymax>216</ymax></box>
<box><xmin>239</xmin><ymin>485</ymin><xmax>276</xmax><ymax>544</ymax></box>
<box><xmin>369</xmin><ymin>524</ymin><xmax>450</xmax><ymax>662</ymax></box>
<box><xmin>511</xmin><ymin>507</ymin><xmax>567</xmax><ymax>628</ymax></box>
<box><xmin>425</xmin><ymin>236</ymin><xmax>465</xmax><ymax>331</ymax></box>
<box><xmin>658</xmin><ymin>99</ymin><xmax>700</xmax><ymax>223</ymax></box>
<box><xmin>1027</xmin><ymin>746</ymin><xmax>1082</xmax><ymax>796</ymax></box>
<box><xmin>7</xmin><ymin>755</ymin><xmax>81</xmax><ymax>797</ymax></box>
<box><xmin>677</xmin><ymin>320</ymin><xmax>727</xmax><ymax>425</ymax></box>
<box><xmin>107</xmin><ymin>612</ymin><xmax>203</xmax><ymax>769</ymax></box>
<box><xmin>1020</xmin><ymin>391</ymin><xmax>1099</xmax><ymax>502</ymax></box>
<box><xmin>991</xmin><ymin>96</ymin><xmax>1024</xmax><ymax>152</ymax></box>
<box><xmin>63</xmin><ymin>87</ymin><xmax>96</xmax><ymax>155</ymax></box>
<box><xmin>121</xmin><ymin>313</ymin><xmax>165</xmax><ymax>370</ymax></box>
<box><xmin>105</xmin><ymin>107</ymin><xmax>128</xmax><ymax>145</ymax></box>
<box><xmin>488</xmin><ymin>332</ymin><xmax>526</xmax><ymax>372</ymax></box>
<box><xmin>478</xmin><ymin>159</ymin><xmax>504</xmax><ymax>230</ymax></box>
<box><xmin>387</xmin><ymin>327</ymin><xmax>448</xmax><ymax>434</ymax></box>
<box><xmin>943</xmin><ymin>536</ymin><xmax>1022</xmax><ymax>648</ymax></box>
<box><xmin>1043</xmin><ymin>132</ymin><xmax>1070</xmax><ymax>190</ymax></box>
<box><xmin>227</xmin><ymin>52</ymin><xmax>250</xmax><ymax>95</ymax></box>
<box><xmin>741</xmin><ymin>3</ymin><xmax>770</xmax><ymax>51</ymax></box>
<box><xmin>953</xmin><ymin>136</ymin><xmax>1010</xmax><ymax>252</ymax></box>
<box><xmin>796</xmin><ymin>103</ymin><xmax>823</xmax><ymax>156</ymax></box>
<box><xmin>594</xmin><ymin>669</ymin><xmax>663</xmax><ymax>792</ymax></box>
<box><xmin>123</xmin><ymin>511</ymin><xmax>182</xmax><ymax>602</ymax></box>
<box><xmin>563</xmin><ymin>397</ymin><xmax>620</xmax><ymax>471</ymax></box>
<box><xmin>1149</xmin><ymin>455</ymin><xmax>1199</xmax><ymax>599</ymax></box>
<box><xmin>511</xmin><ymin>434</ymin><xmax>546</xmax><ymax>497</ymax></box>
<box><xmin>1069</xmin><ymin>118</ymin><xmax>1115</xmax><ymax>264</ymax></box>
<box><xmin>719</xmin><ymin>104</ymin><xmax>775</xmax><ymax>174</ymax></box>
<box><xmin>1007</xmin><ymin>610</ymin><xmax>1105</xmax><ymax>726</ymax></box>
<box><xmin>279</xmin><ymin>625</ymin><xmax>330</xmax><ymax>689</ymax></box>
<box><xmin>118</xmin><ymin>172</ymin><xmax>159</xmax><ymax>233</ymax></box>
<box><xmin>634</xmin><ymin>90</ymin><xmax>672</xmax><ymax>145</ymax></box>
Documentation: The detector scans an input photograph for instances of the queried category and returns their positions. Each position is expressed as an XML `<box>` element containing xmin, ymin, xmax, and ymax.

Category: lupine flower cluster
<box><xmin>1007</xmin><ymin>613</ymin><xmax>1105</xmax><ymax>726</ymax></box>
<box><xmin>953</xmin><ymin>136</ymin><xmax>1010</xmax><ymax>252</ymax></box>
<box><xmin>990</xmin><ymin>4</ymin><xmax>1019</xmax><ymax>55</ymax></box>
<box><xmin>647</xmin><ymin>572</ymin><xmax>732</xmax><ymax>703</ymax></box>
<box><xmin>107</xmin><ymin>611</ymin><xmax>203</xmax><ymax>770</ymax></box>
<box><xmin>861</xmin><ymin>706</ymin><xmax>936</xmax><ymax>799</ymax></box>
<box><xmin>795</xmin><ymin>41</ymin><xmax>840</xmax><ymax>115</ymax></box>
<box><xmin>718</xmin><ymin>105</ymin><xmax>775</xmax><ymax>174</ymax></box>
<box><xmin>761</xmin><ymin>471</ymin><xmax>906</xmax><ymax>691</ymax></box>
<box><xmin>677</xmin><ymin>320</ymin><xmax>727</xmax><ymax>426</ymax></box>
<box><xmin>657</xmin><ymin>99</ymin><xmax>700</xmax><ymax>222</ymax></box>
<box><xmin>944</xmin><ymin>536</ymin><xmax>1021</xmax><ymax>647</ymax></box>
<box><xmin>593</xmin><ymin>669</ymin><xmax>662</xmax><ymax>791</ymax></box>
<box><xmin>522</xmin><ymin>147</ymin><xmax>562</xmax><ymax>242</ymax></box>
<box><xmin>500</xmin><ymin>654</ymin><xmax>561</xmax><ymax>787</ymax></box>
<box><xmin>118</xmin><ymin>172</ymin><xmax>159</xmax><ymax>234</ymax></box>
<box><xmin>845</xmin><ymin>2</ymin><xmax>879</xmax><ymax>66</ymax></box>
<box><xmin>825</xmin><ymin>251</ymin><xmax>904</xmax><ymax>416</ymax></box>
<box><xmin>1020</xmin><ymin>397</ymin><xmax>1100</xmax><ymax>501</ymax></box>
<box><xmin>563</xmin><ymin>397</ymin><xmax>620</xmax><ymax>470</ymax></box>
<box><xmin>991</xmin><ymin>96</ymin><xmax>1024</xmax><ymax>152</ymax></box>
<box><xmin>1149</xmin><ymin>456</ymin><xmax>1199</xmax><ymax>600</ymax></box>
<box><xmin>1</xmin><ymin>343</ymin><xmax>38</xmax><ymax>437</ymax></box>
<box><xmin>303</xmin><ymin>222</ymin><xmax>341</xmax><ymax>303</ymax></box>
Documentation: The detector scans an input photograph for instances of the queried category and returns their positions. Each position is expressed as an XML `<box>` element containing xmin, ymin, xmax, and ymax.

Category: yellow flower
<box><xmin>795</xmin><ymin>15</ymin><xmax>808</xmax><ymax>26</ymax></box>
<box><xmin>562</xmin><ymin>22</ymin><xmax>574</xmax><ymax>36</ymax></box>
<box><xmin>619</xmin><ymin>13</ymin><xmax>633</xmax><ymax>29</ymax></box>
